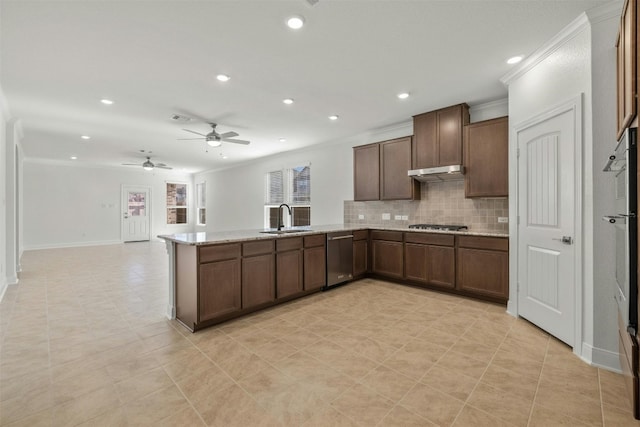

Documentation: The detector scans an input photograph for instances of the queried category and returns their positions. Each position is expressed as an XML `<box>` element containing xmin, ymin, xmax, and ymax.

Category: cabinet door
<box><xmin>404</xmin><ymin>243</ymin><xmax>455</xmax><ymax>289</ymax></box>
<box><xmin>277</xmin><ymin>250</ymin><xmax>303</xmax><ymax>298</ymax></box>
<box><xmin>464</xmin><ymin>116</ymin><xmax>508</xmax><ymax>198</ymax></box>
<box><xmin>372</xmin><ymin>240</ymin><xmax>403</xmax><ymax>279</ymax></box>
<box><xmin>437</xmin><ymin>105</ymin><xmax>467</xmax><ymax>166</ymax></box>
<box><xmin>242</xmin><ymin>254</ymin><xmax>275</xmax><ymax>308</ymax></box>
<box><xmin>353</xmin><ymin>143</ymin><xmax>380</xmax><ymax>201</ymax></box>
<box><xmin>304</xmin><ymin>246</ymin><xmax>326</xmax><ymax>291</ymax></box>
<box><xmin>413</xmin><ymin>111</ymin><xmax>437</xmax><ymax>169</ymax></box>
<box><xmin>617</xmin><ymin>0</ymin><xmax>637</xmax><ymax>140</ymax></box>
<box><xmin>457</xmin><ymin>247</ymin><xmax>508</xmax><ymax>300</ymax></box>
<box><xmin>353</xmin><ymin>239</ymin><xmax>368</xmax><ymax>277</ymax></box>
<box><xmin>199</xmin><ymin>259</ymin><xmax>241</xmax><ymax>322</ymax></box>
<box><xmin>380</xmin><ymin>137</ymin><xmax>419</xmax><ymax>200</ymax></box>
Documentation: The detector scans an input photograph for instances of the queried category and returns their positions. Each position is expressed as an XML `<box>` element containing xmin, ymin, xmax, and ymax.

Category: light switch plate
<box><xmin>382</xmin><ymin>213</ymin><xmax>391</xmax><ymax>220</ymax></box>
<box><xmin>401</xmin><ymin>215</ymin><xmax>408</xmax><ymax>220</ymax></box>
<box><xmin>358</xmin><ymin>214</ymin><xmax>365</xmax><ymax>220</ymax></box>
<box><xmin>498</xmin><ymin>217</ymin><xmax>509</xmax><ymax>223</ymax></box>
<box><xmin>394</xmin><ymin>215</ymin><xmax>402</xmax><ymax>220</ymax></box>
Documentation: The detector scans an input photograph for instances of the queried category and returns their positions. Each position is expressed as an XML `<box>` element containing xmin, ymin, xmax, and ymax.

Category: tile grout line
<box><xmin>525</xmin><ymin>334</ymin><xmax>550</xmax><ymax>426</ymax></box>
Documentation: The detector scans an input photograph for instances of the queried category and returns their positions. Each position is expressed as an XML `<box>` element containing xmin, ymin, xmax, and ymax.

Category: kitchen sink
<box><xmin>259</xmin><ymin>228</ymin><xmax>312</xmax><ymax>235</ymax></box>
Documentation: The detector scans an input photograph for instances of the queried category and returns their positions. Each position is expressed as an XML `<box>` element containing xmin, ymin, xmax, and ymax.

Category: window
<box><xmin>265</xmin><ymin>165</ymin><xmax>311</xmax><ymax>228</ymax></box>
<box><xmin>166</xmin><ymin>183</ymin><xmax>187</xmax><ymax>224</ymax></box>
<box><xmin>196</xmin><ymin>182</ymin><xmax>206</xmax><ymax>225</ymax></box>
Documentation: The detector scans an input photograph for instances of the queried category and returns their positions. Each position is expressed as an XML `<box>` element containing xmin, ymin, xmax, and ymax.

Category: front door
<box><xmin>122</xmin><ymin>186</ymin><xmax>151</xmax><ymax>242</ymax></box>
<box><xmin>517</xmin><ymin>103</ymin><xmax>578</xmax><ymax>346</ymax></box>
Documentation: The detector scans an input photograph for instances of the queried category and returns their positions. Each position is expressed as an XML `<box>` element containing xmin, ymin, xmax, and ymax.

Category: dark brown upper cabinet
<box><xmin>353</xmin><ymin>143</ymin><xmax>380</xmax><ymax>201</ymax></box>
<box><xmin>617</xmin><ymin>0</ymin><xmax>637</xmax><ymax>141</ymax></box>
<box><xmin>464</xmin><ymin>116</ymin><xmax>509</xmax><ymax>198</ymax></box>
<box><xmin>413</xmin><ymin>103</ymin><xmax>469</xmax><ymax>169</ymax></box>
<box><xmin>353</xmin><ymin>137</ymin><xmax>419</xmax><ymax>201</ymax></box>
<box><xmin>380</xmin><ymin>137</ymin><xmax>420</xmax><ymax>200</ymax></box>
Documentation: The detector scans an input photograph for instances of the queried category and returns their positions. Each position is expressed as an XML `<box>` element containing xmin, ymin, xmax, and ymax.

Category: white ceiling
<box><xmin>1</xmin><ymin>0</ymin><xmax>613</xmax><ymax>173</ymax></box>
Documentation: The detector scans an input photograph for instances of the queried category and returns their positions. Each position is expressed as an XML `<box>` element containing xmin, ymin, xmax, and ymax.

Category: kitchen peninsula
<box><xmin>160</xmin><ymin>225</ymin><xmax>508</xmax><ymax>332</ymax></box>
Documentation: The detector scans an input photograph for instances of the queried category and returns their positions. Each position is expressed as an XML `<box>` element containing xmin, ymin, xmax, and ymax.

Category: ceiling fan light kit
<box><xmin>123</xmin><ymin>156</ymin><xmax>173</xmax><ymax>171</ymax></box>
<box><xmin>178</xmin><ymin>122</ymin><xmax>250</xmax><ymax>147</ymax></box>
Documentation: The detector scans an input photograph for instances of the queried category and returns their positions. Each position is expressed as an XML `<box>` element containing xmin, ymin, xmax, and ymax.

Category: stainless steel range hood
<box><xmin>407</xmin><ymin>165</ymin><xmax>464</xmax><ymax>182</ymax></box>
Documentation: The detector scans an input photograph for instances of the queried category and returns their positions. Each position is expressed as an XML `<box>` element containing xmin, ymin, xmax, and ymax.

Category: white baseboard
<box><xmin>24</xmin><ymin>240</ymin><xmax>123</xmax><ymax>251</ymax></box>
<box><xmin>0</xmin><ymin>277</ymin><xmax>8</xmax><ymax>303</ymax></box>
<box><xmin>581</xmin><ymin>342</ymin><xmax>622</xmax><ymax>373</ymax></box>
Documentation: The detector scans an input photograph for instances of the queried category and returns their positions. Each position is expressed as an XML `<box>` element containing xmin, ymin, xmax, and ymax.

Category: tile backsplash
<box><xmin>344</xmin><ymin>180</ymin><xmax>509</xmax><ymax>233</ymax></box>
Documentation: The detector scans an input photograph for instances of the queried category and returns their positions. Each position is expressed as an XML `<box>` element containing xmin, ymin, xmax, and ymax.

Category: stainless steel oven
<box><xmin>604</xmin><ymin>127</ymin><xmax>637</xmax><ymax>334</ymax></box>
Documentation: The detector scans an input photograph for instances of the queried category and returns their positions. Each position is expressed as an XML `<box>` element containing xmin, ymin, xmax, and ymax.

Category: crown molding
<box><xmin>501</xmin><ymin>12</ymin><xmax>590</xmax><ymax>86</ymax></box>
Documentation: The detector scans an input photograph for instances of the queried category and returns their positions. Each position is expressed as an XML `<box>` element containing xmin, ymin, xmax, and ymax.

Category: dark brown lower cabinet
<box><xmin>372</xmin><ymin>240</ymin><xmax>403</xmax><ymax>279</ymax></box>
<box><xmin>242</xmin><ymin>254</ymin><xmax>275</xmax><ymax>308</ymax></box>
<box><xmin>304</xmin><ymin>246</ymin><xmax>326</xmax><ymax>291</ymax></box>
<box><xmin>277</xmin><ymin>250</ymin><xmax>303</xmax><ymax>298</ymax></box>
<box><xmin>456</xmin><ymin>236</ymin><xmax>508</xmax><ymax>301</ymax></box>
<box><xmin>353</xmin><ymin>239</ymin><xmax>368</xmax><ymax>277</ymax></box>
<box><xmin>404</xmin><ymin>243</ymin><xmax>455</xmax><ymax>289</ymax></box>
<box><xmin>199</xmin><ymin>259</ymin><xmax>241</xmax><ymax>321</ymax></box>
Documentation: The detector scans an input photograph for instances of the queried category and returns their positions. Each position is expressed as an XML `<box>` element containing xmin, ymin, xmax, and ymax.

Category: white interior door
<box><xmin>122</xmin><ymin>186</ymin><xmax>151</xmax><ymax>242</ymax></box>
<box><xmin>517</xmin><ymin>106</ymin><xmax>577</xmax><ymax>346</ymax></box>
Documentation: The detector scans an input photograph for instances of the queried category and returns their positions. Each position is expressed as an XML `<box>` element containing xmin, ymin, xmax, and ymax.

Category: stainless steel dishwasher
<box><xmin>325</xmin><ymin>231</ymin><xmax>354</xmax><ymax>289</ymax></box>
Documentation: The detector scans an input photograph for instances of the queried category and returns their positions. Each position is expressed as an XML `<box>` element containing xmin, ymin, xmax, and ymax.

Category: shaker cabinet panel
<box><xmin>457</xmin><ymin>247</ymin><xmax>508</xmax><ymax>301</ymax></box>
<box><xmin>304</xmin><ymin>246</ymin><xmax>326</xmax><ymax>291</ymax></box>
<box><xmin>464</xmin><ymin>116</ymin><xmax>508</xmax><ymax>198</ymax></box>
<box><xmin>353</xmin><ymin>143</ymin><xmax>380</xmax><ymax>201</ymax></box>
<box><xmin>277</xmin><ymin>250</ymin><xmax>303</xmax><ymax>299</ymax></box>
<box><xmin>412</xmin><ymin>111</ymin><xmax>438</xmax><ymax>169</ymax></box>
<box><xmin>413</xmin><ymin>104</ymin><xmax>469</xmax><ymax>169</ymax></box>
<box><xmin>617</xmin><ymin>0</ymin><xmax>637</xmax><ymax>140</ymax></box>
<box><xmin>353</xmin><ymin>239</ymin><xmax>368</xmax><ymax>278</ymax></box>
<box><xmin>199</xmin><ymin>259</ymin><xmax>241</xmax><ymax>322</ymax></box>
<box><xmin>242</xmin><ymin>254</ymin><xmax>275</xmax><ymax>308</ymax></box>
<box><xmin>437</xmin><ymin>105</ymin><xmax>466</xmax><ymax>166</ymax></box>
<box><xmin>372</xmin><ymin>240</ymin><xmax>404</xmax><ymax>279</ymax></box>
<box><xmin>380</xmin><ymin>137</ymin><xmax>420</xmax><ymax>200</ymax></box>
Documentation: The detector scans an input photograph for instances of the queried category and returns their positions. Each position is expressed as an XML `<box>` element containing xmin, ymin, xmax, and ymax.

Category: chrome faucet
<box><xmin>277</xmin><ymin>203</ymin><xmax>292</xmax><ymax>231</ymax></box>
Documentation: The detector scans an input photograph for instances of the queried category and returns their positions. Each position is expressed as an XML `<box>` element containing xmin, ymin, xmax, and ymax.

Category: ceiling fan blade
<box><xmin>155</xmin><ymin>165</ymin><xmax>173</xmax><ymax>170</ymax></box>
<box><xmin>219</xmin><ymin>131</ymin><xmax>238</xmax><ymax>139</ymax></box>
<box><xmin>177</xmin><ymin>138</ymin><xmax>204</xmax><ymax>140</ymax></box>
<box><xmin>182</xmin><ymin>129</ymin><xmax>207</xmax><ymax>137</ymax></box>
<box><xmin>122</xmin><ymin>163</ymin><xmax>140</xmax><ymax>166</ymax></box>
<box><xmin>223</xmin><ymin>138</ymin><xmax>250</xmax><ymax>145</ymax></box>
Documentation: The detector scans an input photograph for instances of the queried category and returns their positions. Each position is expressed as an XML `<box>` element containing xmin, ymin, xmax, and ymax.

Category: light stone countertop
<box><xmin>158</xmin><ymin>224</ymin><xmax>508</xmax><ymax>246</ymax></box>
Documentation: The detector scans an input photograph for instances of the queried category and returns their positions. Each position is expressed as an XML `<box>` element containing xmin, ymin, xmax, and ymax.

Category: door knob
<box><xmin>552</xmin><ymin>236</ymin><xmax>573</xmax><ymax>245</ymax></box>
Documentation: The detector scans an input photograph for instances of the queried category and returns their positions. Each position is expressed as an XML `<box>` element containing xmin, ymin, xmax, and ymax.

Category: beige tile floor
<box><xmin>1</xmin><ymin>241</ymin><xmax>639</xmax><ymax>426</ymax></box>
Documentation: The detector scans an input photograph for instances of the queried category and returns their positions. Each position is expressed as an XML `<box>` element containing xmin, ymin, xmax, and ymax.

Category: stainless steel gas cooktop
<box><xmin>408</xmin><ymin>224</ymin><xmax>468</xmax><ymax>231</ymax></box>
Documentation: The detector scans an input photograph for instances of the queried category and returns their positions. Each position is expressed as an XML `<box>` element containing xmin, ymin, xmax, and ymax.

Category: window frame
<box><xmin>166</xmin><ymin>182</ymin><xmax>188</xmax><ymax>225</ymax></box>
<box><xmin>196</xmin><ymin>181</ymin><xmax>206</xmax><ymax>226</ymax></box>
<box><xmin>264</xmin><ymin>165</ymin><xmax>311</xmax><ymax>229</ymax></box>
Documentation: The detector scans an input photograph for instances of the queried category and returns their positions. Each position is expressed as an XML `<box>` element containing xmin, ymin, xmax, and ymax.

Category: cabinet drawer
<box><xmin>458</xmin><ymin>236</ymin><xmax>508</xmax><ymax>251</ymax></box>
<box><xmin>371</xmin><ymin>230</ymin><xmax>403</xmax><ymax>242</ymax></box>
<box><xmin>405</xmin><ymin>232</ymin><xmax>454</xmax><ymax>246</ymax></box>
<box><xmin>304</xmin><ymin>234</ymin><xmax>326</xmax><ymax>248</ymax></box>
<box><xmin>277</xmin><ymin>237</ymin><xmax>303</xmax><ymax>252</ymax></box>
<box><xmin>243</xmin><ymin>240</ymin><xmax>274</xmax><ymax>257</ymax></box>
<box><xmin>199</xmin><ymin>243</ymin><xmax>241</xmax><ymax>263</ymax></box>
<box><xmin>352</xmin><ymin>230</ymin><xmax>368</xmax><ymax>241</ymax></box>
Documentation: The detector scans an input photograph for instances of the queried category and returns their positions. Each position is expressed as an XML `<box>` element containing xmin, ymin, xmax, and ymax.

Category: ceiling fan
<box><xmin>122</xmin><ymin>156</ymin><xmax>172</xmax><ymax>171</ymax></box>
<box><xmin>178</xmin><ymin>123</ymin><xmax>250</xmax><ymax>147</ymax></box>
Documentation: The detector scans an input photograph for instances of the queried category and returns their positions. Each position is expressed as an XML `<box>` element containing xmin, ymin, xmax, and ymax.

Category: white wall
<box><xmin>504</xmin><ymin>4</ymin><xmax>621</xmax><ymax>370</ymax></box>
<box><xmin>0</xmin><ymin>90</ymin><xmax>7</xmax><ymax>299</ymax></box>
<box><xmin>22</xmin><ymin>161</ymin><xmax>193</xmax><ymax>249</ymax></box>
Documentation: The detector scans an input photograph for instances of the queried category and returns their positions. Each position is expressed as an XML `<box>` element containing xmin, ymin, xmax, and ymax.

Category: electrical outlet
<box><xmin>358</xmin><ymin>214</ymin><xmax>365</xmax><ymax>220</ymax></box>
<box><xmin>401</xmin><ymin>215</ymin><xmax>408</xmax><ymax>220</ymax></box>
<box><xmin>394</xmin><ymin>215</ymin><xmax>402</xmax><ymax>220</ymax></box>
<box><xmin>382</xmin><ymin>213</ymin><xmax>391</xmax><ymax>220</ymax></box>
<box><xmin>498</xmin><ymin>217</ymin><xmax>509</xmax><ymax>223</ymax></box>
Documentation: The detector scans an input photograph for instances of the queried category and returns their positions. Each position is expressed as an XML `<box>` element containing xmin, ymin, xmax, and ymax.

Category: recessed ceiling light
<box><xmin>222</xmin><ymin>155</ymin><xmax>228</xmax><ymax>159</ymax></box>
<box><xmin>81</xmin><ymin>135</ymin><xmax>91</xmax><ymax>140</ymax></box>
<box><xmin>100</xmin><ymin>99</ymin><xmax>114</xmax><ymax>105</ymax></box>
<box><xmin>70</xmin><ymin>156</ymin><xmax>78</xmax><ymax>160</ymax></box>
<box><xmin>329</xmin><ymin>115</ymin><xmax>339</xmax><ymax>121</ymax></box>
<box><xmin>283</xmin><ymin>98</ymin><xmax>294</xmax><ymax>105</ymax></box>
<box><xmin>507</xmin><ymin>56</ymin><xmax>523</xmax><ymax>65</ymax></box>
<box><xmin>279</xmin><ymin>138</ymin><xmax>286</xmax><ymax>143</ymax></box>
<box><xmin>397</xmin><ymin>92</ymin><xmax>410</xmax><ymax>99</ymax></box>
<box><xmin>216</xmin><ymin>74</ymin><xmax>230</xmax><ymax>82</ymax></box>
<box><xmin>286</xmin><ymin>15</ymin><xmax>305</xmax><ymax>30</ymax></box>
